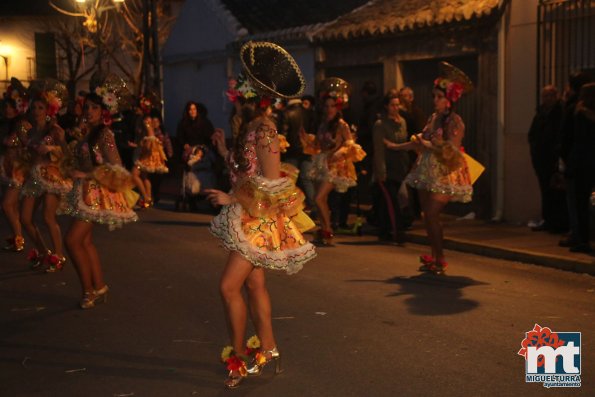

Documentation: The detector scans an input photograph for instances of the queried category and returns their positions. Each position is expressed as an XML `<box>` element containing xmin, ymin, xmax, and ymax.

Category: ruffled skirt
<box><xmin>21</xmin><ymin>163</ymin><xmax>73</xmax><ymax>197</ymax></box>
<box><xmin>310</xmin><ymin>142</ymin><xmax>366</xmax><ymax>193</ymax></box>
<box><xmin>405</xmin><ymin>150</ymin><xmax>472</xmax><ymax>203</ymax></box>
<box><xmin>210</xmin><ymin>202</ymin><xmax>316</xmax><ymax>274</ymax></box>
<box><xmin>61</xmin><ymin>178</ymin><xmax>138</xmax><ymax>230</ymax></box>
<box><xmin>135</xmin><ymin>137</ymin><xmax>169</xmax><ymax>174</ymax></box>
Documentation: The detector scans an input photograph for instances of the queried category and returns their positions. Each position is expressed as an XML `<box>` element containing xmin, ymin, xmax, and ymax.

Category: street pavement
<box><xmin>1</xmin><ymin>204</ymin><xmax>594</xmax><ymax>397</ymax></box>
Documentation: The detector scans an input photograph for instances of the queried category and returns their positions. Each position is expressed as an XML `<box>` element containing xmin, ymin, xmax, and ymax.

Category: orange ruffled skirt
<box><xmin>405</xmin><ymin>150</ymin><xmax>472</xmax><ymax>203</ymax></box>
<box><xmin>62</xmin><ymin>177</ymin><xmax>138</xmax><ymax>230</ymax></box>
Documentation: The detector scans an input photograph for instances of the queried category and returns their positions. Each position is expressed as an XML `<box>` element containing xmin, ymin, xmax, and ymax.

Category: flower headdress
<box><xmin>90</xmin><ymin>71</ymin><xmax>134</xmax><ymax>116</ymax></box>
<box><xmin>433</xmin><ymin>62</ymin><xmax>473</xmax><ymax>104</ymax></box>
<box><xmin>318</xmin><ymin>77</ymin><xmax>350</xmax><ymax>110</ymax></box>
<box><xmin>139</xmin><ymin>91</ymin><xmax>161</xmax><ymax>115</ymax></box>
<box><xmin>28</xmin><ymin>79</ymin><xmax>68</xmax><ymax>118</ymax></box>
<box><xmin>3</xmin><ymin>77</ymin><xmax>29</xmax><ymax>115</ymax></box>
<box><xmin>226</xmin><ymin>74</ymin><xmax>259</xmax><ymax>104</ymax></box>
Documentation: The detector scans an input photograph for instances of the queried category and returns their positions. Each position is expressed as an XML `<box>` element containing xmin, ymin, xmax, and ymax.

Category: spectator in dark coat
<box><xmin>563</xmin><ymin>82</ymin><xmax>595</xmax><ymax>253</ymax></box>
<box><xmin>176</xmin><ymin>101</ymin><xmax>215</xmax><ymax>150</ymax></box>
<box><xmin>558</xmin><ymin>72</ymin><xmax>593</xmax><ymax>248</ymax></box>
<box><xmin>528</xmin><ymin>85</ymin><xmax>567</xmax><ymax>232</ymax></box>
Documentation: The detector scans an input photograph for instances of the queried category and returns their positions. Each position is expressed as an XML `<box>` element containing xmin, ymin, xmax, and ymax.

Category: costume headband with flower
<box><xmin>3</xmin><ymin>77</ymin><xmax>29</xmax><ymax>115</ymax></box>
<box><xmin>90</xmin><ymin>71</ymin><xmax>134</xmax><ymax>115</ymax></box>
<box><xmin>89</xmin><ymin>71</ymin><xmax>134</xmax><ymax>125</ymax></box>
<box><xmin>433</xmin><ymin>61</ymin><xmax>473</xmax><ymax>104</ymax></box>
<box><xmin>225</xmin><ymin>73</ymin><xmax>271</xmax><ymax>108</ymax></box>
<box><xmin>139</xmin><ymin>90</ymin><xmax>161</xmax><ymax>115</ymax></box>
<box><xmin>318</xmin><ymin>77</ymin><xmax>350</xmax><ymax>110</ymax></box>
<box><xmin>28</xmin><ymin>78</ymin><xmax>68</xmax><ymax>118</ymax></box>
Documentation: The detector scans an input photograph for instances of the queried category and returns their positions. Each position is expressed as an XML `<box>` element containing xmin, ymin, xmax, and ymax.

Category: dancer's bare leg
<box><xmin>43</xmin><ymin>193</ymin><xmax>63</xmax><ymax>257</ymax></box>
<box><xmin>21</xmin><ymin>195</ymin><xmax>47</xmax><ymax>252</ymax></box>
<box><xmin>219</xmin><ymin>251</ymin><xmax>255</xmax><ymax>352</ymax></box>
<box><xmin>246</xmin><ymin>267</ymin><xmax>276</xmax><ymax>350</ymax></box>
<box><xmin>65</xmin><ymin>220</ymin><xmax>94</xmax><ymax>294</ymax></box>
<box><xmin>315</xmin><ymin>181</ymin><xmax>334</xmax><ymax>232</ymax></box>
<box><xmin>2</xmin><ymin>187</ymin><xmax>22</xmax><ymax>237</ymax></box>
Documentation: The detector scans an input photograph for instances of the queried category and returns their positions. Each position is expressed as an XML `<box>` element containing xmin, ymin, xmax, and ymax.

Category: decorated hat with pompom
<box><xmin>3</xmin><ymin>77</ymin><xmax>29</xmax><ymax>115</ymax></box>
<box><xmin>318</xmin><ymin>77</ymin><xmax>351</xmax><ymax>109</ymax></box>
<box><xmin>28</xmin><ymin>78</ymin><xmax>68</xmax><ymax>117</ymax></box>
<box><xmin>434</xmin><ymin>62</ymin><xmax>473</xmax><ymax>103</ymax></box>
<box><xmin>89</xmin><ymin>71</ymin><xmax>134</xmax><ymax>115</ymax></box>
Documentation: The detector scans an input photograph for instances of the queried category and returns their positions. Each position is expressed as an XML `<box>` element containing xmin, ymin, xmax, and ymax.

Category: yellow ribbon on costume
<box><xmin>462</xmin><ymin>152</ymin><xmax>485</xmax><ymax>184</ymax></box>
<box><xmin>292</xmin><ymin>210</ymin><xmax>316</xmax><ymax>233</ymax></box>
<box><xmin>122</xmin><ymin>188</ymin><xmax>140</xmax><ymax>208</ymax></box>
<box><xmin>92</xmin><ymin>164</ymin><xmax>134</xmax><ymax>192</ymax></box>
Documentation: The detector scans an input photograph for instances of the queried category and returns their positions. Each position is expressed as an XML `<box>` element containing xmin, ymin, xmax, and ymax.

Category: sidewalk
<box><xmin>157</xmin><ymin>175</ymin><xmax>594</xmax><ymax>276</ymax></box>
<box><xmin>405</xmin><ymin>216</ymin><xmax>595</xmax><ymax>276</ymax></box>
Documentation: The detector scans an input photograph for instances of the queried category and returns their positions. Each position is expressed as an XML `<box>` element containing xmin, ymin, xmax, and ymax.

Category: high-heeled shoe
<box><xmin>45</xmin><ymin>254</ymin><xmax>66</xmax><ymax>273</ymax></box>
<box><xmin>224</xmin><ymin>368</ymin><xmax>247</xmax><ymax>388</ymax></box>
<box><xmin>246</xmin><ymin>347</ymin><xmax>282</xmax><ymax>376</ymax></box>
<box><xmin>313</xmin><ymin>230</ymin><xmax>334</xmax><ymax>247</ymax></box>
<box><xmin>27</xmin><ymin>249</ymin><xmax>49</xmax><ymax>270</ymax></box>
<box><xmin>80</xmin><ymin>291</ymin><xmax>97</xmax><ymax>309</ymax></box>
<box><xmin>3</xmin><ymin>235</ymin><xmax>25</xmax><ymax>252</ymax></box>
<box><xmin>433</xmin><ymin>259</ymin><xmax>448</xmax><ymax>275</ymax></box>
<box><xmin>93</xmin><ymin>285</ymin><xmax>109</xmax><ymax>305</ymax></box>
<box><xmin>418</xmin><ymin>255</ymin><xmax>435</xmax><ymax>272</ymax></box>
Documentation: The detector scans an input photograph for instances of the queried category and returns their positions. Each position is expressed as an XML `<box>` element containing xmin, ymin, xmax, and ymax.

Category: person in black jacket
<box><xmin>528</xmin><ymin>85</ymin><xmax>566</xmax><ymax>232</ymax></box>
<box><xmin>563</xmin><ymin>82</ymin><xmax>595</xmax><ymax>253</ymax></box>
<box><xmin>558</xmin><ymin>72</ymin><xmax>592</xmax><ymax>248</ymax></box>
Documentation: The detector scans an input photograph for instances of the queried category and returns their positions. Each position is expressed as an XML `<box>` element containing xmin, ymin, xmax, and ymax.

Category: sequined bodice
<box><xmin>228</xmin><ymin>120</ymin><xmax>278</xmax><ymax>186</ymax></box>
<box><xmin>73</xmin><ymin>127</ymin><xmax>121</xmax><ymax>172</ymax></box>
<box><xmin>316</xmin><ymin>123</ymin><xmax>337</xmax><ymax>152</ymax></box>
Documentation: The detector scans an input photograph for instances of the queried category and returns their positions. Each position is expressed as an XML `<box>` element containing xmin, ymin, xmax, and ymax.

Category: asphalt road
<box><xmin>1</xmin><ymin>205</ymin><xmax>593</xmax><ymax>397</ymax></box>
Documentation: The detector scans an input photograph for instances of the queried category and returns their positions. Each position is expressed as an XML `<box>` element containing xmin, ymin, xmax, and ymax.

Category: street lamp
<box><xmin>50</xmin><ymin>0</ymin><xmax>125</xmax><ymax>34</ymax></box>
<box><xmin>49</xmin><ymin>0</ymin><xmax>126</xmax><ymax>71</ymax></box>
<box><xmin>0</xmin><ymin>42</ymin><xmax>11</xmax><ymax>83</ymax></box>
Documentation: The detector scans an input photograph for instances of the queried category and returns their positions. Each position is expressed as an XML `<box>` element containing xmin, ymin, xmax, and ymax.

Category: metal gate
<box><xmin>537</xmin><ymin>0</ymin><xmax>595</xmax><ymax>96</ymax></box>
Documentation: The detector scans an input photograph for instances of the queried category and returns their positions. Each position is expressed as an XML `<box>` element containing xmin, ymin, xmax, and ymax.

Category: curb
<box><xmin>406</xmin><ymin>233</ymin><xmax>595</xmax><ymax>276</ymax></box>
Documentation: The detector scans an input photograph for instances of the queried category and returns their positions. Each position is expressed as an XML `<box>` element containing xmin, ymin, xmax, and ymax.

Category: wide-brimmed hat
<box><xmin>434</xmin><ymin>62</ymin><xmax>473</xmax><ymax>103</ymax></box>
<box><xmin>240</xmin><ymin>41</ymin><xmax>305</xmax><ymax>100</ymax></box>
<box><xmin>318</xmin><ymin>77</ymin><xmax>351</xmax><ymax>109</ymax></box>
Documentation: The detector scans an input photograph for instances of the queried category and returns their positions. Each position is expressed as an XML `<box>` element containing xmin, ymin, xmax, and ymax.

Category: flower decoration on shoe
<box><xmin>246</xmin><ymin>335</ymin><xmax>261</xmax><ymax>351</ymax></box>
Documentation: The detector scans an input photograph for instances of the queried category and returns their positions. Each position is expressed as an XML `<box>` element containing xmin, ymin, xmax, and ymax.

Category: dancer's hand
<box><xmin>204</xmin><ymin>189</ymin><xmax>234</xmax><ymax>206</ymax></box>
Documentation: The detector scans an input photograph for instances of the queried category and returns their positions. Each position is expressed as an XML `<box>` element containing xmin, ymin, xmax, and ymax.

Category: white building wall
<box><xmin>503</xmin><ymin>0</ymin><xmax>541</xmax><ymax>223</ymax></box>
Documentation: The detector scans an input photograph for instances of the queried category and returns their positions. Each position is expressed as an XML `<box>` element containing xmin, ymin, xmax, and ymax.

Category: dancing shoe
<box><xmin>45</xmin><ymin>254</ymin><xmax>66</xmax><ymax>273</ymax></box>
<box><xmin>246</xmin><ymin>347</ymin><xmax>282</xmax><ymax>376</ymax></box>
<box><xmin>418</xmin><ymin>255</ymin><xmax>436</xmax><ymax>272</ymax></box>
<box><xmin>80</xmin><ymin>291</ymin><xmax>98</xmax><ymax>309</ymax></box>
<box><xmin>79</xmin><ymin>285</ymin><xmax>109</xmax><ymax>310</ymax></box>
<box><xmin>93</xmin><ymin>285</ymin><xmax>109</xmax><ymax>305</ymax></box>
<box><xmin>313</xmin><ymin>230</ymin><xmax>334</xmax><ymax>247</ymax></box>
<box><xmin>224</xmin><ymin>364</ymin><xmax>247</xmax><ymax>389</ymax></box>
<box><xmin>433</xmin><ymin>259</ymin><xmax>448</xmax><ymax>275</ymax></box>
<box><xmin>3</xmin><ymin>236</ymin><xmax>25</xmax><ymax>252</ymax></box>
<box><xmin>27</xmin><ymin>249</ymin><xmax>48</xmax><ymax>270</ymax></box>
